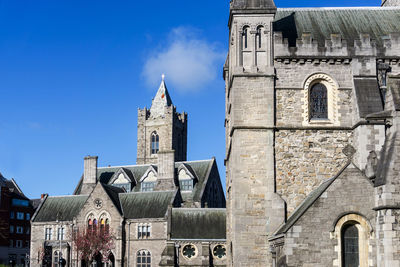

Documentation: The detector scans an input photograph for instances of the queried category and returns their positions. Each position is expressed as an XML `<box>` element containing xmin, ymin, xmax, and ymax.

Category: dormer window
<box><xmin>180</xmin><ymin>179</ymin><xmax>193</xmax><ymax>191</ymax></box>
<box><xmin>141</xmin><ymin>182</ymin><xmax>155</xmax><ymax>192</ymax></box>
<box><xmin>151</xmin><ymin>132</ymin><xmax>159</xmax><ymax>154</ymax></box>
<box><xmin>178</xmin><ymin>166</ymin><xmax>196</xmax><ymax>191</ymax></box>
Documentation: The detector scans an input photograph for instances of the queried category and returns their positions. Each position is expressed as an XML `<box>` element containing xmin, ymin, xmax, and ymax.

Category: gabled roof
<box><xmin>102</xmin><ymin>184</ymin><xmax>125</xmax><ymax>214</ymax></box>
<box><xmin>33</xmin><ymin>195</ymin><xmax>89</xmax><ymax>222</ymax></box>
<box><xmin>108</xmin><ymin>168</ymin><xmax>136</xmax><ymax>185</ymax></box>
<box><xmin>274</xmin><ymin>8</ymin><xmax>400</xmax><ymax>47</ymax></box>
<box><xmin>74</xmin><ymin>159</ymin><xmax>216</xmax><ymax>204</ymax></box>
<box><xmin>273</xmin><ymin>162</ymin><xmax>351</xmax><ymax>235</ymax></box>
<box><xmin>354</xmin><ymin>77</ymin><xmax>384</xmax><ymax>118</ymax></box>
<box><xmin>119</xmin><ymin>190</ymin><xmax>176</xmax><ymax>219</ymax></box>
<box><xmin>171</xmin><ymin>208</ymin><xmax>226</xmax><ymax>240</ymax></box>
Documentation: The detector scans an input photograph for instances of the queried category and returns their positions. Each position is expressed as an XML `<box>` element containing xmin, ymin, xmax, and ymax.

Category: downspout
<box><xmin>127</xmin><ymin>221</ymin><xmax>131</xmax><ymax>267</ymax></box>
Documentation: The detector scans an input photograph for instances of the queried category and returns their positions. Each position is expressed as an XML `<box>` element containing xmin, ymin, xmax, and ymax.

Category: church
<box><xmin>225</xmin><ymin>0</ymin><xmax>400</xmax><ymax>266</ymax></box>
<box><xmin>29</xmin><ymin>0</ymin><xmax>400</xmax><ymax>266</ymax></box>
<box><xmin>29</xmin><ymin>78</ymin><xmax>226</xmax><ymax>266</ymax></box>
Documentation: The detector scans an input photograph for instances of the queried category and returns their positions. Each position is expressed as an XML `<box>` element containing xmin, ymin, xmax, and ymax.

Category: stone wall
<box><xmin>280</xmin><ymin>165</ymin><xmax>376</xmax><ymax>267</ymax></box>
<box><xmin>125</xmin><ymin>220</ymin><xmax>167</xmax><ymax>266</ymax></box>
<box><xmin>275</xmin><ymin>130</ymin><xmax>353</xmax><ymax>213</ymax></box>
<box><xmin>137</xmin><ymin>106</ymin><xmax>187</xmax><ymax>165</ymax></box>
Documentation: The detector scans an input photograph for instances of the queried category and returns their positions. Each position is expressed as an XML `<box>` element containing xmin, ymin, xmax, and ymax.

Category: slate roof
<box><xmin>273</xmin><ymin>162</ymin><xmax>351</xmax><ymax>235</ymax></box>
<box><xmin>119</xmin><ymin>191</ymin><xmax>176</xmax><ymax>219</ymax></box>
<box><xmin>354</xmin><ymin>78</ymin><xmax>384</xmax><ymax>118</ymax></box>
<box><xmin>170</xmin><ymin>208</ymin><xmax>226</xmax><ymax>240</ymax></box>
<box><xmin>74</xmin><ymin>159</ymin><xmax>215</xmax><ymax>204</ymax></box>
<box><xmin>102</xmin><ymin>184</ymin><xmax>125</xmax><ymax>214</ymax></box>
<box><xmin>274</xmin><ymin>8</ymin><xmax>400</xmax><ymax>47</ymax></box>
<box><xmin>33</xmin><ymin>195</ymin><xmax>89</xmax><ymax>222</ymax></box>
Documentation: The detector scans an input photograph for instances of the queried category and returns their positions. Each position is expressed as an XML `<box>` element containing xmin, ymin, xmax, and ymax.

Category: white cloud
<box><xmin>142</xmin><ymin>27</ymin><xmax>226</xmax><ymax>92</ymax></box>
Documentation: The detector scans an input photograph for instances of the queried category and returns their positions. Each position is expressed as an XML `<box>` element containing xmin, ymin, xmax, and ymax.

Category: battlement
<box><xmin>274</xmin><ymin>32</ymin><xmax>400</xmax><ymax>59</ymax></box>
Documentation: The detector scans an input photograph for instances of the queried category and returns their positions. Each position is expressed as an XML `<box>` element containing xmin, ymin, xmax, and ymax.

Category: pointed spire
<box><xmin>150</xmin><ymin>74</ymin><xmax>173</xmax><ymax>117</ymax></box>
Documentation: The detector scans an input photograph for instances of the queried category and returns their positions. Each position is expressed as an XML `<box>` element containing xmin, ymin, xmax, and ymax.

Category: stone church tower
<box><xmin>225</xmin><ymin>0</ymin><xmax>285</xmax><ymax>266</ymax></box>
<box><xmin>137</xmin><ymin>76</ymin><xmax>187</xmax><ymax>165</ymax></box>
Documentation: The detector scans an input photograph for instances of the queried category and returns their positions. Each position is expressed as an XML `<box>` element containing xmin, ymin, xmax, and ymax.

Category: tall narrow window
<box><xmin>45</xmin><ymin>228</ymin><xmax>52</xmax><ymax>240</ymax></box>
<box><xmin>256</xmin><ymin>26</ymin><xmax>263</xmax><ymax>49</ymax></box>
<box><xmin>342</xmin><ymin>224</ymin><xmax>359</xmax><ymax>267</ymax></box>
<box><xmin>151</xmin><ymin>132</ymin><xmax>159</xmax><ymax>154</ymax></box>
<box><xmin>54</xmin><ymin>251</ymin><xmax>59</xmax><ymax>267</ymax></box>
<box><xmin>309</xmin><ymin>83</ymin><xmax>328</xmax><ymax>119</ymax></box>
<box><xmin>242</xmin><ymin>26</ymin><xmax>249</xmax><ymax>49</ymax></box>
<box><xmin>57</xmin><ymin>227</ymin><xmax>65</xmax><ymax>240</ymax></box>
<box><xmin>137</xmin><ymin>250</ymin><xmax>151</xmax><ymax>267</ymax></box>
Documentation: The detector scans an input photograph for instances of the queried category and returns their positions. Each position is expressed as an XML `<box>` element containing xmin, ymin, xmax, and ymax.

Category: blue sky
<box><xmin>0</xmin><ymin>0</ymin><xmax>381</xmax><ymax>198</ymax></box>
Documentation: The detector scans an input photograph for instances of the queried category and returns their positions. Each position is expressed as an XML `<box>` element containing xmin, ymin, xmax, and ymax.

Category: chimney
<box><xmin>155</xmin><ymin>150</ymin><xmax>176</xmax><ymax>191</ymax></box>
<box><xmin>80</xmin><ymin>156</ymin><xmax>98</xmax><ymax>194</ymax></box>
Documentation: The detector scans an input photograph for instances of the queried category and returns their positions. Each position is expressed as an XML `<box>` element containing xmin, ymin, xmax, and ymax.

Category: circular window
<box><xmin>182</xmin><ymin>244</ymin><xmax>197</xmax><ymax>259</ymax></box>
<box><xmin>213</xmin><ymin>245</ymin><xmax>226</xmax><ymax>259</ymax></box>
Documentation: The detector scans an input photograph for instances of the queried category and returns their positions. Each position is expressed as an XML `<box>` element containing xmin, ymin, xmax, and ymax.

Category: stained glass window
<box><xmin>342</xmin><ymin>224</ymin><xmax>359</xmax><ymax>267</ymax></box>
<box><xmin>309</xmin><ymin>83</ymin><xmax>328</xmax><ymax>119</ymax></box>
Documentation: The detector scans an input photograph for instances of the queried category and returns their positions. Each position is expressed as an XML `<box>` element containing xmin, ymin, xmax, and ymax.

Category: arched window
<box><xmin>309</xmin><ymin>83</ymin><xmax>328</xmax><ymax>119</ymax></box>
<box><xmin>242</xmin><ymin>26</ymin><xmax>249</xmax><ymax>49</ymax></box>
<box><xmin>137</xmin><ymin>250</ymin><xmax>151</xmax><ymax>267</ymax></box>
<box><xmin>256</xmin><ymin>26</ymin><xmax>264</xmax><ymax>49</ymax></box>
<box><xmin>151</xmin><ymin>132</ymin><xmax>159</xmax><ymax>154</ymax></box>
<box><xmin>342</xmin><ymin>224</ymin><xmax>359</xmax><ymax>267</ymax></box>
<box><xmin>100</xmin><ymin>219</ymin><xmax>105</xmax><ymax>232</ymax></box>
<box><xmin>88</xmin><ymin>219</ymin><xmax>93</xmax><ymax>231</ymax></box>
<box><xmin>53</xmin><ymin>251</ymin><xmax>59</xmax><ymax>267</ymax></box>
<box><xmin>105</xmin><ymin>219</ymin><xmax>110</xmax><ymax>233</ymax></box>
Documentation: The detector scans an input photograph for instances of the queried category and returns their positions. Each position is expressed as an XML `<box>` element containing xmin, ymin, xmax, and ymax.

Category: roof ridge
<box><xmin>48</xmin><ymin>194</ymin><xmax>89</xmax><ymax>198</ymax></box>
<box><xmin>98</xmin><ymin>159</ymin><xmax>214</xmax><ymax>169</ymax></box>
<box><xmin>120</xmin><ymin>190</ymin><xmax>175</xmax><ymax>195</ymax></box>
<box><xmin>277</xmin><ymin>6</ymin><xmax>400</xmax><ymax>11</ymax></box>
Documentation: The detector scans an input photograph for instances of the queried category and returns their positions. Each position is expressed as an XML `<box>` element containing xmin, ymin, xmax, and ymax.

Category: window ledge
<box><xmin>308</xmin><ymin>119</ymin><xmax>332</xmax><ymax>125</ymax></box>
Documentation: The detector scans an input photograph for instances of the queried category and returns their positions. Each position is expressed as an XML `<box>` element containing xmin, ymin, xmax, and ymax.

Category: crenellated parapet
<box><xmin>274</xmin><ymin>32</ymin><xmax>400</xmax><ymax>60</ymax></box>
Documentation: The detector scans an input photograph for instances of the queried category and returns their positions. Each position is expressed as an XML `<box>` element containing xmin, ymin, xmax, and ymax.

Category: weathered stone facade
<box><xmin>137</xmin><ymin>79</ymin><xmax>187</xmax><ymax>165</ymax></box>
<box><xmin>275</xmin><ymin>129</ymin><xmax>353</xmax><ymax>213</ymax></box>
<box><xmin>30</xmin><ymin>80</ymin><xmax>226</xmax><ymax>267</ymax></box>
<box><xmin>225</xmin><ymin>0</ymin><xmax>400</xmax><ymax>266</ymax></box>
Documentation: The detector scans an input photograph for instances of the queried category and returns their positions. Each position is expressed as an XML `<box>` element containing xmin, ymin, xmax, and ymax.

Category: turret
<box><xmin>225</xmin><ymin>0</ymin><xmax>285</xmax><ymax>266</ymax></box>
